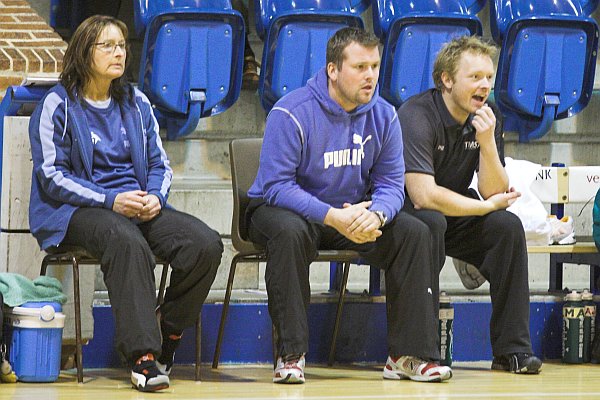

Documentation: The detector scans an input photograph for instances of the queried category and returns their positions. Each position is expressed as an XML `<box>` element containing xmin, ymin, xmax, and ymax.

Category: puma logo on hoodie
<box><xmin>323</xmin><ymin>134</ymin><xmax>372</xmax><ymax>169</ymax></box>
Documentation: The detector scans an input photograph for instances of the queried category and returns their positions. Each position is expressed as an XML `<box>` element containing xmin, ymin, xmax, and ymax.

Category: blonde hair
<box><xmin>433</xmin><ymin>36</ymin><xmax>497</xmax><ymax>89</ymax></box>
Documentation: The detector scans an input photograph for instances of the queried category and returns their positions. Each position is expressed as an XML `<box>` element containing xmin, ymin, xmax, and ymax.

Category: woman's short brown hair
<box><xmin>432</xmin><ymin>36</ymin><xmax>497</xmax><ymax>89</ymax></box>
<box><xmin>60</xmin><ymin>15</ymin><xmax>130</xmax><ymax>102</ymax></box>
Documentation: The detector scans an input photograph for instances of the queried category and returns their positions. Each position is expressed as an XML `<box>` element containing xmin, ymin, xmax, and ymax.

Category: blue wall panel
<box><xmin>83</xmin><ymin>300</ymin><xmax>569</xmax><ymax>368</ymax></box>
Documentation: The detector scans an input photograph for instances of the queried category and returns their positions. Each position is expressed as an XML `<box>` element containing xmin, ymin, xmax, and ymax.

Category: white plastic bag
<box><xmin>504</xmin><ymin>157</ymin><xmax>551</xmax><ymax>246</ymax></box>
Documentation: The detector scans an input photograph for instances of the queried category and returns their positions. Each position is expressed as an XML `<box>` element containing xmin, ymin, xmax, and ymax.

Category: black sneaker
<box><xmin>491</xmin><ymin>353</ymin><xmax>542</xmax><ymax>374</ymax></box>
<box><xmin>157</xmin><ymin>332</ymin><xmax>182</xmax><ymax>376</ymax></box>
<box><xmin>131</xmin><ymin>353</ymin><xmax>170</xmax><ymax>392</ymax></box>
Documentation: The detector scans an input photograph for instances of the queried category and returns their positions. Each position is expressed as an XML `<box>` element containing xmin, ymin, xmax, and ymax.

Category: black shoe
<box><xmin>131</xmin><ymin>353</ymin><xmax>170</xmax><ymax>392</ymax></box>
<box><xmin>157</xmin><ymin>331</ymin><xmax>182</xmax><ymax>376</ymax></box>
<box><xmin>491</xmin><ymin>353</ymin><xmax>542</xmax><ymax>374</ymax></box>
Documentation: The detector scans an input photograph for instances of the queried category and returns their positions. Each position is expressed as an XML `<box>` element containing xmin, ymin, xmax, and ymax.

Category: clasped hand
<box><xmin>112</xmin><ymin>190</ymin><xmax>161</xmax><ymax>221</ymax></box>
<box><xmin>325</xmin><ymin>201</ymin><xmax>382</xmax><ymax>244</ymax></box>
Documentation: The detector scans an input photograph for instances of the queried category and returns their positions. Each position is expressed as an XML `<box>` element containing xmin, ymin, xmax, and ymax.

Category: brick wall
<box><xmin>0</xmin><ymin>0</ymin><xmax>66</xmax><ymax>101</ymax></box>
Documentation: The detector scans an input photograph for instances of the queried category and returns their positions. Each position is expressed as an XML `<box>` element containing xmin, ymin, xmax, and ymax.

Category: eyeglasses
<box><xmin>94</xmin><ymin>41</ymin><xmax>127</xmax><ymax>54</ymax></box>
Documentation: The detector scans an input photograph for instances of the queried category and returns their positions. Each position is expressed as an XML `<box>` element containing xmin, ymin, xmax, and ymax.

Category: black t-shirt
<box><xmin>398</xmin><ymin>89</ymin><xmax>505</xmax><ymax>196</ymax></box>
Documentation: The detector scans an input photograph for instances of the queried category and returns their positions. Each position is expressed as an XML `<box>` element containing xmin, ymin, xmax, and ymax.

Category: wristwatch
<box><xmin>372</xmin><ymin>210</ymin><xmax>388</xmax><ymax>228</ymax></box>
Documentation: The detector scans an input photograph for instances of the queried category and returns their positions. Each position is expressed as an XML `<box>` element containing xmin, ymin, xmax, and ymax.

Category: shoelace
<box><xmin>396</xmin><ymin>356</ymin><xmax>431</xmax><ymax>373</ymax></box>
<box><xmin>282</xmin><ymin>353</ymin><xmax>302</xmax><ymax>363</ymax></box>
<box><xmin>281</xmin><ymin>353</ymin><xmax>303</xmax><ymax>368</ymax></box>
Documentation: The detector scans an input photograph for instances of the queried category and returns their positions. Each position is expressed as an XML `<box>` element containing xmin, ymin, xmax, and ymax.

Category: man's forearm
<box><xmin>417</xmin><ymin>185</ymin><xmax>495</xmax><ymax>217</ymax></box>
<box><xmin>477</xmin><ymin>144</ymin><xmax>508</xmax><ymax>199</ymax></box>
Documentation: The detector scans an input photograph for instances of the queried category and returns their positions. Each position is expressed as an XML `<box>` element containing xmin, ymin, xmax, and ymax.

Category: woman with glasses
<box><xmin>28</xmin><ymin>15</ymin><xmax>223</xmax><ymax>392</ymax></box>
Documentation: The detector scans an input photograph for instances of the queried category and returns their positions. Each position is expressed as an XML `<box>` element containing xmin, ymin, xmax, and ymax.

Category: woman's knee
<box><xmin>81</xmin><ymin>214</ymin><xmax>151</xmax><ymax>255</ymax></box>
<box><xmin>181</xmin><ymin>218</ymin><xmax>224</xmax><ymax>263</ymax></box>
<box><xmin>109</xmin><ymin>223</ymin><xmax>149</xmax><ymax>249</ymax></box>
<box><xmin>203</xmin><ymin>230</ymin><xmax>224</xmax><ymax>264</ymax></box>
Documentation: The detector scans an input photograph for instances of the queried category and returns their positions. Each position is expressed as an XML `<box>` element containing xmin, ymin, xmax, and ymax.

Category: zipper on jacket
<box><xmin>134</xmin><ymin>102</ymin><xmax>147</xmax><ymax>163</ymax></box>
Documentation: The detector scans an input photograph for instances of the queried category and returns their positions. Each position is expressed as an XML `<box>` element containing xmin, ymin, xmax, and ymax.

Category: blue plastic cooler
<box><xmin>5</xmin><ymin>302</ymin><xmax>65</xmax><ymax>382</ymax></box>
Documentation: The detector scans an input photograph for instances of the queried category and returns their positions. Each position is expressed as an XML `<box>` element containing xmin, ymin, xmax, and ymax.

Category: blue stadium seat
<box><xmin>491</xmin><ymin>0</ymin><xmax>599</xmax><ymax>142</ymax></box>
<box><xmin>350</xmin><ymin>0</ymin><xmax>371</xmax><ymax>14</ymax></box>
<box><xmin>373</xmin><ymin>0</ymin><xmax>484</xmax><ymax>108</ymax></box>
<box><xmin>254</xmin><ymin>0</ymin><xmax>363</xmax><ymax>111</ymax></box>
<box><xmin>134</xmin><ymin>1</ymin><xmax>245</xmax><ymax>139</ymax></box>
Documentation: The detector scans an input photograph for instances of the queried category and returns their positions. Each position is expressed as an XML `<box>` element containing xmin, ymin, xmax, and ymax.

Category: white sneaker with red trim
<box><xmin>273</xmin><ymin>353</ymin><xmax>305</xmax><ymax>384</ymax></box>
<box><xmin>383</xmin><ymin>355</ymin><xmax>452</xmax><ymax>382</ymax></box>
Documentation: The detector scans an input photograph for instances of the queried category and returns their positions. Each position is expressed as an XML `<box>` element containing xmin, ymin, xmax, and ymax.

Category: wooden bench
<box><xmin>331</xmin><ymin>241</ymin><xmax>600</xmax><ymax>296</ymax></box>
<box><xmin>528</xmin><ymin>238</ymin><xmax>600</xmax><ymax>293</ymax></box>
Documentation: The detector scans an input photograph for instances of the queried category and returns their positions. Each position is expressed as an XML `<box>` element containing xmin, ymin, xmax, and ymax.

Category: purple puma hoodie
<box><xmin>248</xmin><ymin>67</ymin><xmax>405</xmax><ymax>223</ymax></box>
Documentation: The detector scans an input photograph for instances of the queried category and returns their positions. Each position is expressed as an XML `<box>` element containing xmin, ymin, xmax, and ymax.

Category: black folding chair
<box><xmin>41</xmin><ymin>246</ymin><xmax>202</xmax><ymax>382</ymax></box>
<box><xmin>211</xmin><ymin>138</ymin><xmax>359</xmax><ymax>368</ymax></box>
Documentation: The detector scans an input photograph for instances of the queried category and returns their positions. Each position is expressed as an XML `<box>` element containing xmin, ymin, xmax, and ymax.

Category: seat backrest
<box><xmin>255</xmin><ymin>0</ymin><xmax>357</xmax><ymax>39</ymax></box>
<box><xmin>137</xmin><ymin>4</ymin><xmax>245</xmax><ymax>139</ymax></box>
<box><xmin>351</xmin><ymin>0</ymin><xmax>371</xmax><ymax>14</ymax></box>
<box><xmin>371</xmin><ymin>0</ymin><xmax>482</xmax><ymax>38</ymax></box>
<box><xmin>373</xmin><ymin>0</ymin><xmax>482</xmax><ymax>107</ymax></box>
<box><xmin>256</xmin><ymin>0</ymin><xmax>363</xmax><ymax>111</ymax></box>
<box><xmin>134</xmin><ymin>0</ymin><xmax>234</xmax><ymax>35</ymax></box>
<box><xmin>229</xmin><ymin>138</ymin><xmax>263</xmax><ymax>252</ymax></box>
<box><xmin>380</xmin><ymin>22</ymin><xmax>477</xmax><ymax>107</ymax></box>
<box><xmin>502</xmin><ymin>26</ymin><xmax>590</xmax><ymax>117</ymax></box>
<box><xmin>261</xmin><ymin>21</ymin><xmax>354</xmax><ymax>110</ymax></box>
<box><xmin>141</xmin><ymin>15</ymin><xmax>241</xmax><ymax>115</ymax></box>
<box><xmin>490</xmin><ymin>0</ymin><xmax>599</xmax><ymax>43</ymax></box>
<box><xmin>491</xmin><ymin>0</ymin><xmax>599</xmax><ymax>141</ymax></box>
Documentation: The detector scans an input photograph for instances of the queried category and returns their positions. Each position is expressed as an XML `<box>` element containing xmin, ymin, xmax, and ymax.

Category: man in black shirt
<box><xmin>398</xmin><ymin>36</ymin><xmax>542</xmax><ymax>374</ymax></box>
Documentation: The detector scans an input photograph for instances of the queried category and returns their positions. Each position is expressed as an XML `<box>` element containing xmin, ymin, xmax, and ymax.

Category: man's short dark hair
<box><xmin>326</xmin><ymin>27</ymin><xmax>380</xmax><ymax>69</ymax></box>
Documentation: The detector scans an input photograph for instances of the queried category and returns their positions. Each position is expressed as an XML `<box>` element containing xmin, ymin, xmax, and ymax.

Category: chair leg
<box><xmin>157</xmin><ymin>263</ymin><xmax>169</xmax><ymax>307</ymax></box>
<box><xmin>272</xmin><ymin>324</ymin><xmax>278</xmax><ymax>368</ymax></box>
<box><xmin>40</xmin><ymin>256</ymin><xmax>50</xmax><ymax>276</ymax></box>
<box><xmin>549</xmin><ymin>254</ymin><xmax>563</xmax><ymax>292</ymax></box>
<box><xmin>591</xmin><ymin>264</ymin><xmax>600</xmax><ymax>294</ymax></box>
<box><xmin>212</xmin><ymin>255</ymin><xmax>240</xmax><ymax>369</ymax></box>
<box><xmin>72</xmin><ymin>256</ymin><xmax>84</xmax><ymax>383</ymax></box>
<box><xmin>328</xmin><ymin>261</ymin><xmax>351</xmax><ymax>366</ymax></box>
<box><xmin>195</xmin><ymin>312</ymin><xmax>202</xmax><ymax>381</ymax></box>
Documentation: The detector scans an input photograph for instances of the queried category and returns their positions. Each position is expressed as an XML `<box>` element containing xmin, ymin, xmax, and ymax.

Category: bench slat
<box><xmin>527</xmin><ymin>242</ymin><xmax>598</xmax><ymax>254</ymax></box>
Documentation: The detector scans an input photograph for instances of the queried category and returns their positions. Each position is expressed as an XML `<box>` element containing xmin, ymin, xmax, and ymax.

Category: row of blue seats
<box><xmin>52</xmin><ymin>1</ymin><xmax>599</xmax><ymax>143</ymax></box>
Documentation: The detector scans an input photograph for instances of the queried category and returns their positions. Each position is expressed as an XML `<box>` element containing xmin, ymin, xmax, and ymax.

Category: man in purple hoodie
<box><xmin>247</xmin><ymin>27</ymin><xmax>452</xmax><ymax>384</ymax></box>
